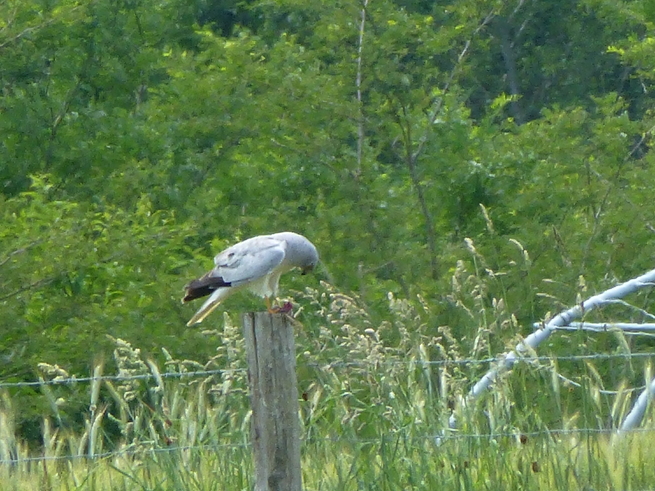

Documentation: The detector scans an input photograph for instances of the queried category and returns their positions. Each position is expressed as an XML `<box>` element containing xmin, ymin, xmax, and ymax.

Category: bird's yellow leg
<box><xmin>265</xmin><ymin>297</ymin><xmax>294</xmax><ymax>315</ymax></box>
<box><xmin>266</xmin><ymin>297</ymin><xmax>279</xmax><ymax>314</ymax></box>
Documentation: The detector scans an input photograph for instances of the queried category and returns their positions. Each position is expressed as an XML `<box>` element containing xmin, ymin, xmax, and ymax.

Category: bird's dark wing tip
<box><xmin>182</xmin><ymin>276</ymin><xmax>231</xmax><ymax>302</ymax></box>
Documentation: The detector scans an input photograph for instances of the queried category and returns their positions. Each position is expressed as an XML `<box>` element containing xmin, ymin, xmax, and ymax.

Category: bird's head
<box><xmin>298</xmin><ymin>243</ymin><xmax>319</xmax><ymax>275</ymax></box>
<box><xmin>274</xmin><ymin>232</ymin><xmax>319</xmax><ymax>276</ymax></box>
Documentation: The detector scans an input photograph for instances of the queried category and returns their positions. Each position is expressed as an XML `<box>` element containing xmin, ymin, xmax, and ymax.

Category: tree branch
<box><xmin>0</xmin><ymin>277</ymin><xmax>57</xmax><ymax>302</ymax></box>
<box><xmin>400</xmin><ymin>103</ymin><xmax>439</xmax><ymax>280</ymax></box>
<box><xmin>495</xmin><ymin>16</ymin><xmax>524</xmax><ymax>124</ymax></box>
<box><xmin>401</xmin><ymin>12</ymin><xmax>495</xmax><ymax>280</ymax></box>
<box><xmin>355</xmin><ymin>0</ymin><xmax>370</xmax><ymax>179</ymax></box>
<box><xmin>410</xmin><ymin>11</ymin><xmax>495</xmax><ymax>165</ymax></box>
<box><xmin>0</xmin><ymin>241</ymin><xmax>42</xmax><ymax>269</ymax></box>
<box><xmin>0</xmin><ymin>6</ymin><xmax>82</xmax><ymax>50</ymax></box>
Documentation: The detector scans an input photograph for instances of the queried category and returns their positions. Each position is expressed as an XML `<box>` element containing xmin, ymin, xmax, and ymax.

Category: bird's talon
<box><xmin>279</xmin><ymin>301</ymin><xmax>294</xmax><ymax>314</ymax></box>
<box><xmin>267</xmin><ymin>301</ymin><xmax>293</xmax><ymax>314</ymax></box>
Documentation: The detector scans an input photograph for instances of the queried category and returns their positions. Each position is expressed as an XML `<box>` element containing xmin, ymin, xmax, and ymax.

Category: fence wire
<box><xmin>1</xmin><ymin>351</ymin><xmax>653</xmax><ymax>390</ymax></box>
<box><xmin>0</xmin><ymin>368</ymin><xmax>244</xmax><ymax>389</ymax></box>
<box><xmin>2</xmin><ymin>426</ymin><xmax>654</xmax><ymax>466</ymax></box>
<box><xmin>1</xmin><ymin>351</ymin><xmax>654</xmax><ymax>467</ymax></box>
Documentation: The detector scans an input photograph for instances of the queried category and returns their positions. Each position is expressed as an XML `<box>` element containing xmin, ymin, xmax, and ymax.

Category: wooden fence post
<box><xmin>242</xmin><ymin>312</ymin><xmax>302</xmax><ymax>491</ymax></box>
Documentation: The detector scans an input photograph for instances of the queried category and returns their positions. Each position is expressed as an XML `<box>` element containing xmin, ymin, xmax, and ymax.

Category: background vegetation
<box><xmin>2</xmin><ymin>0</ymin><xmax>655</xmax><ymax>488</ymax></box>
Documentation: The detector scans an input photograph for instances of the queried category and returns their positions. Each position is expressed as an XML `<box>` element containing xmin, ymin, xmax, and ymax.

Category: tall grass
<box><xmin>1</xmin><ymin>241</ymin><xmax>654</xmax><ymax>490</ymax></box>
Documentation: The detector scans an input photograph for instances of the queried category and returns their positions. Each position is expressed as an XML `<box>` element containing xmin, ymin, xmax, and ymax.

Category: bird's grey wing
<box><xmin>212</xmin><ymin>236</ymin><xmax>286</xmax><ymax>286</ymax></box>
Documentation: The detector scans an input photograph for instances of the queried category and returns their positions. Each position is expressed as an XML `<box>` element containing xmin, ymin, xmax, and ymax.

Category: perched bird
<box><xmin>182</xmin><ymin>232</ymin><xmax>319</xmax><ymax>326</ymax></box>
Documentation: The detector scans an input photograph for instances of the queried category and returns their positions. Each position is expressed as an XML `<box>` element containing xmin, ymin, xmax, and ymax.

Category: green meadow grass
<box><xmin>2</xmin><ymin>256</ymin><xmax>655</xmax><ymax>490</ymax></box>
<box><xmin>2</xmin><ymin>429</ymin><xmax>655</xmax><ymax>490</ymax></box>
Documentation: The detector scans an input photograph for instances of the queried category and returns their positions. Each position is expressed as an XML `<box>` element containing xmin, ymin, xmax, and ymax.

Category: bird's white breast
<box><xmin>246</xmin><ymin>264</ymin><xmax>293</xmax><ymax>298</ymax></box>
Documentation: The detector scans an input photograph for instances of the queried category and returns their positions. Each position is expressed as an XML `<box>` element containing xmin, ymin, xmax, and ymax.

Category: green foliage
<box><xmin>0</xmin><ymin>178</ymin><xmax>204</xmax><ymax>385</ymax></box>
<box><xmin>2</xmin><ymin>0</ymin><xmax>655</xmax><ymax>481</ymax></box>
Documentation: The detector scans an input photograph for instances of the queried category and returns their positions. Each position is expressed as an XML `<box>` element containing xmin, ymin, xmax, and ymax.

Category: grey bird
<box><xmin>182</xmin><ymin>232</ymin><xmax>319</xmax><ymax>326</ymax></box>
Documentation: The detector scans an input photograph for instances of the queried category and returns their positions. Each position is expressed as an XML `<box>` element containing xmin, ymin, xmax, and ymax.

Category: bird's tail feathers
<box><xmin>186</xmin><ymin>288</ymin><xmax>227</xmax><ymax>326</ymax></box>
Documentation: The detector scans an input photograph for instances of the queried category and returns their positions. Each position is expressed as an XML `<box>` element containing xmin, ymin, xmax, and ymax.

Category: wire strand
<box><xmin>2</xmin><ymin>352</ymin><xmax>654</xmax><ymax>389</ymax></box>
<box><xmin>2</xmin><ymin>426</ymin><xmax>653</xmax><ymax>466</ymax></box>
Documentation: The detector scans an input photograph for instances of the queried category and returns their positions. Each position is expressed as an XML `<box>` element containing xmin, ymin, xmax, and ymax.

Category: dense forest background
<box><xmin>2</xmin><ymin>0</ymin><xmax>655</xmax><ymax>437</ymax></box>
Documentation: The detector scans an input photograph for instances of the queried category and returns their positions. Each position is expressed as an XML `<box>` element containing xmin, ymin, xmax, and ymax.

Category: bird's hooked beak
<box><xmin>301</xmin><ymin>264</ymin><xmax>316</xmax><ymax>276</ymax></box>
